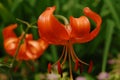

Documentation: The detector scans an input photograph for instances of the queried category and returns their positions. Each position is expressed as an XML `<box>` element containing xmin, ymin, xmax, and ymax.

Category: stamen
<box><xmin>31</xmin><ymin>66</ymin><xmax>35</xmax><ymax>72</ymax></box>
<box><xmin>14</xmin><ymin>61</ymin><xmax>22</xmax><ymax>72</ymax></box>
<box><xmin>57</xmin><ymin>62</ymin><xmax>63</xmax><ymax>77</ymax></box>
<box><xmin>70</xmin><ymin>43</ymin><xmax>88</xmax><ymax>65</ymax></box>
<box><xmin>14</xmin><ymin>66</ymin><xmax>19</xmax><ymax>72</ymax></box>
<box><xmin>79</xmin><ymin>62</ymin><xmax>84</xmax><ymax>73</ymax></box>
<box><xmin>26</xmin><ymin>62</ymin><xmax>35</xmax><ymax>72</ymax></box>
<box><xmin>70</xmin><ymin>51</ymin><xmax>76</xmax><ymax>63</ymax></box>
<box><xmin>48</xmin><ymin>63</ymin><xmax>52</xmax><ymax>73</ymax></box>
<box><xmin>69</xmin><ymin>42</ymin><xmax>76</xmax><ymax>63</ymax></box>
<box><xmin>61</xmin><ymin>46</ymin><xmax>67</xmax><ymax>65</ymax></box>
<box><xmin>52</xmin><ymin>46</ymin><xmax>66</xmax><ymax>66</ymax></box>
<box><xmin>47</xmin><ymin>40</ymin><xmax>92</xmax><ymax>79</ymax></box>
<box><xmin>3</xmin><ymin>56</ymin><xmax>9</xmax><ymax>63</ymax></box>
<box><xmin>88</xmin><ymin>60</ymin><xmax>93</xmax><ymax>73</ymax></box>
<box><xmin>74</xmin><ymin>59</ymin><xmax>79</xmax><ymax>71</ymax></box>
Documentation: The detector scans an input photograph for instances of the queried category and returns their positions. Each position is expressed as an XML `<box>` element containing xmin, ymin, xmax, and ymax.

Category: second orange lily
<box><xmin>3</xmin><ymin>24</ymin><xmax>48</xmax><ymax>60</ymax></box>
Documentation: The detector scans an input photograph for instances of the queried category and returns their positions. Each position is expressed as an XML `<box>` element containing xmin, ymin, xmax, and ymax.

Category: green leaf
<box><xmin>104</xmin><ymin>0</ymin><xmax>120</xmax><ymax>30</ymax></box>
<box><xmin>11</xmin><ymin>0</ymin><xmax>23</xmax><ymax>12</ymax></box>
<box><xmin>102</xmin><ymin>19</ymin><xmax>115</xmax><ymax>72</ymax></box>
<box><xmin>0</xmin><ymin>3</ymin><xmax>15</xmax><ymax>22</ymax></box>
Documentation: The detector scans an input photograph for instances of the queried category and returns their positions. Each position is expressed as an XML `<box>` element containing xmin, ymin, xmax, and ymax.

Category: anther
<box><xmin>79</xmin><ymin>62</ymin><xmax>84</xmax><ymax>73</ymax></box>
<box><xmin>30</xmin><ymin>66</ymin><xmax>35</xmax><ymax>72</ymax></box>
<box><xmin>14</xmin><ymin>66</ymin><xmax>19</xmax><ymax>72</ymax></box>
<box><xmin>57</xmin><ymin>62</ymin><xmax>63</xmax><ymax>77</ymax></box>
<box><xmin>48</xmin><ymin>63</ymin><xmax>52</xmax><ymax>73</ymax></box>
<box><xmin>74</xmin><ymin>59</ymin><xmax>79</xmax><ymax>71</ymax></box>
<box><xmin>88</xmin><ymin>60</ymin><xmax>93</xmax><ymax>73</ymax></box>
<box><xmin>3</xmin><ymin>57</ymin><xmax>9</xmax><ymax>63</ymax></box>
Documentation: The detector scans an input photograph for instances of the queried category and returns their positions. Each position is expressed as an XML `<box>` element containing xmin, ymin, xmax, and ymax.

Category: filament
<box><xmin>69</xmin><ymin>41</ymin><xmax>89</xmax><ymax>65</ymax></box>
<box><xmin>61</xmin><ymin>46</ymin><xmax>68</xmax><ymax>65</ymax></box>
<box><xmin>52</xmin><ymin>46</ymin><xmax>66</xmax><ymax>66</ymax></box>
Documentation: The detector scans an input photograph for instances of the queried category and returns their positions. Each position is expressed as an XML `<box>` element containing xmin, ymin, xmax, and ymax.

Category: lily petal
<box><xmin>4</xmin><ymin>38</ymin><xmax>19</xmax><ymax>56</ymax></box>
<box><xmin>2</xmin><ymin>24</ymin><xmax>19</xmax><ymax>56</ymax></box>
<box><xmin>38</xmin><ymin>6</ymin><xmax>69</xmax><ymax>45</ymax></box>
<box><xmin>25</xmin><ymin>34</ymin><xmax>33</xmax><ymax>40</ymax></box>
<box><xmin>70</xmin><ymin>16</ymin><xmax>90</xmax><ymax>38</ymax></box>
<box><xmin>71</xmin><ymin>7</ymin><xmax>102</xmax><ymax>43</ymax></box>
<box><xmin>17</xmin><ymin>43</ymin><xmax>27</xmax><ymax>60</ymax></box>
<box><xmin>2</xmin><ymin>24</ymin><xmax>17</xmax><ymax>39</ymax></box>
<box><xmin>25</xmin><ymin>39</ymin><xmax>49</xmax><ymax>60</ymax></box>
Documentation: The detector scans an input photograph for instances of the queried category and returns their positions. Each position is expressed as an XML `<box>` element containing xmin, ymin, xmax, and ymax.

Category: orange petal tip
<box><xmin>83</xmin><ymin>7</ymin><xmax>91</xmax><ymax>13</ymax></box>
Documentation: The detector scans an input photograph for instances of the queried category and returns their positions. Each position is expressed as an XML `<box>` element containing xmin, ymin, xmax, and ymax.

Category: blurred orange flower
<box><xmin>2</xmin><ymin>24</ymin><xmax>48</xmax><ymax>60</ymax></box>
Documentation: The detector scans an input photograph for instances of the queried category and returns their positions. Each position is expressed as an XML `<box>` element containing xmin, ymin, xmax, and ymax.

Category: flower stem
<box><xmin>10</xmin><ymin>26</ymin><xmax>29</xmax><ymax>68</ymax></box>
<box><xmin>10</xmin><ymin>19</ymin><xmax>31</xmax><ymax>68</ymax></box>
<box><xmin>102</xmin><ymin>19</ymin><xmax>115</xmax><ymax>72</ymax></box>
<box><xmin>16</xmin><ymin>18</ymin><xmax>31</xmax><ymax>27</ymax></box>
<box><xmin>55</xmin><ymin>15</ymin><xmax>69</xmax><ymax>25</ymax></box>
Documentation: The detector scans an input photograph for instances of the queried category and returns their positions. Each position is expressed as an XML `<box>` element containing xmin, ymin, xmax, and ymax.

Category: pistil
<box><xmin>68</xmin><ymin>42</ymin><xmax>73</xmax><ymax>80</ymax></box>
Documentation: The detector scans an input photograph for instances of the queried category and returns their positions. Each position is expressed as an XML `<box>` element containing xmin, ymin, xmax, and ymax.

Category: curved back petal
<box><xmin>38</xmin><ymin>6</ymin><xmax>69</xmax><ymax>44</ymax></box>
<box><xmin>4</xmin><ymin>38</ymin><xmax>19</xmax><ymax>56</ymax></box>
<box><xmin>71</xmin><ymin>7</ymin><xmax>102</xmax><ymax>43</ymax></box>
<box><xmin>2</xmin><ymin>24</ymin><xmax>19</xmax><ymax>56</ymax></box>
<box><xmin>84</xmin><ymin>7</ymin><xmax>102</xmax><ymax>39</ymax></box>
<box><xmin>2</xmin><ymin>24</ymin><xmax>17</xmax><ymax>39</ymax></box>
<box><xmin>70</xmin><ymin>16</ymin><xmax>90</xmax><ymax>38</ymax></box>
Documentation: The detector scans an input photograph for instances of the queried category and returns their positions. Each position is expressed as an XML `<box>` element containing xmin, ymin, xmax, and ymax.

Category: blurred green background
<box><xmin>0</xmin><ymin>0</ymin><xmax>120</xmax><ymax>80</ymax></box>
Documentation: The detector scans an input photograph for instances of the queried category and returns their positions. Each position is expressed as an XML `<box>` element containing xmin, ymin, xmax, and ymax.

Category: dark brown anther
<box><xmin>79</xmin><ymin>63</ymin><xmax>83</xmax><ymax>73</ymax></box>
<box><xmin>88</xmin><ymin>60</ymin><xmax>93</xmax><ymax>73</ymax></box>
<box><xmin>26</xmin><ymin>62</ymin><xmax>35</xmax><ymax>72</ymax></box>
<box><xmin>57</xmin><ymin>62</ymin><xmax>63</xmax><ymax>77</ymax></box>
<box><xmin>3</xmin><ymin>57</ymin><xmax>9</xmax><ymax>63</ymax></box>
<box><xmin>48</xmin><ymin>63</ymin><xmax>52</xmax><ymax>73</ymax></box>
<box><xmin>14</xmin><ymin>66</ymin><xmax>19</xmax><ymax>72</ymax></box>
<box><xmin>31</xmin><ymin>66</ymin><xmax>35</xmax><ymax>72</ymax></box>
<box><xmin>74</xmin><ymin>59</ymin><xmax>79</xmax><ymax>71</ymax></box>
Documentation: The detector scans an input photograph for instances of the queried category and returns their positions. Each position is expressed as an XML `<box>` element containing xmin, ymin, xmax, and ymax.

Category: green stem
<box><xmin>10</xmin><ymin>19</ymin><xmax>31</xmax><ymax>68</ymax></box>
<box><xmin>104</xmin><ymin>0</ymin><xmax>120</xmax><ymax>30</ymax></box>
<box><xmin>16</xmin><ymin>18</ymin><xmax>31</xmax><ymax>27</ymax></box>
<box><xmin>102</xmin><ymin>19</ymin><xmax>115</xmax><ymax>72</ymax></box>
<box><xmin>10</xmin><ymin>27</ymin><xmax>29</xmax><ymax>68</ymax></box>
<box><xmin>55</xmin><ymin>15</ymin><xmax>69</xmax><ymax>25</ymax></box>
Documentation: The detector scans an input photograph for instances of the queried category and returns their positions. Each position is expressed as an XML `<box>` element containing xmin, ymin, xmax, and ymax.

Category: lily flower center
<box><xmin>48</xmin><ymin>40</ymin><xmax>93</xmax><ymax>80</ymax></box>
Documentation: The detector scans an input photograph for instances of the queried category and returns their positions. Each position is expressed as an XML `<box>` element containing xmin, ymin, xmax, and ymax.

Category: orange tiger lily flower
<box><xmin>38</xmin><ymin>6</ymin><xmax>102</xmax><ymax>78</ymax></box>
<box><xmin>38</xmin><ymin>6</ymin><xmax>102</xmax><ymax>44</ymax></box>
<box><xmin>2</xmin><ymin>24</ymin><xmax>48</xmax><ymax>60</ymax></box>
